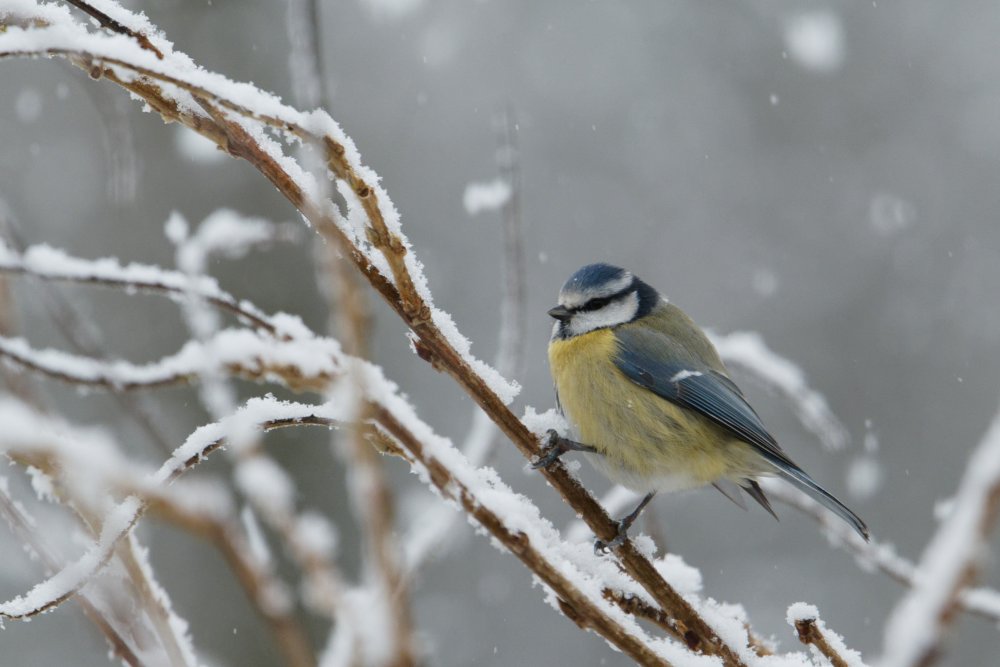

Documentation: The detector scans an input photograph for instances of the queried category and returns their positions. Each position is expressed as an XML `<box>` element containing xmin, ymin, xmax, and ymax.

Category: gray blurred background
<box><xmin>1</xmin><ymin>0</ymin><xmax>999</xmax><ymax>665</ymax></box>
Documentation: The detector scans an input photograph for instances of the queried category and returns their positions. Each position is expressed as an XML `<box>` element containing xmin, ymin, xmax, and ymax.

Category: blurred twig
<box><xmin>492</xmin><ymin>106</ymin><xmax>526</xmax><ymax>385</ymax></box>
<box><xmin>0</xmin><ymin>240</ymin><xmax>278</xmax><ymax>334</ymax></box>
<box><xmin>0</xmin><ymin>221</ymin><xmax>177</xmax><ymax>455</ymax></box>
<box><xmin>0</xmin><ymin>484</ymin><xmax>142</xmax><ymax>666</ymax></box>
<box><xmin>0</xmin><ymin>218</ymin><xmax>191</xmax><ymax>665</ymax></box>
<box><xmin>763</xmin><ymin>479</ymin><xmax>1000</xmax><ymax>625</ymax></box>
<box><xmin>405</xmin><ymin>108</ymin><xmax>528</xmax><ymax>574</ymax></box>
<box><xmin>288</xmin><ymin>0</ymin><xmax>418</xmax><ymax>659</ymax></box>
<box><xmin>788</xmin><ymin>607</ymin><xmax>858</xmax><ymax>667</ymax></box>
<box><xmin>879</xmin><ymin>401</ymin><xmax>1000</xmax><ymax>667</ymax></box>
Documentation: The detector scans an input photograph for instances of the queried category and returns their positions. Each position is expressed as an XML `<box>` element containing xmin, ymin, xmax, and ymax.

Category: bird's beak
<box><xmin>547</xmin><ymin>305</ymin><xmax>572</xmax><ymax>321</ymax></box>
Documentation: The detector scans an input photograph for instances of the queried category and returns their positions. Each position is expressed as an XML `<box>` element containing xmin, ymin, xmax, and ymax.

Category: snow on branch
<box><xmin>879</xmin><ymin>401</ymin><xmax>1000</xmax><ymax>667</ymax></box>
<box><xmin>0</xmin><ymin>327</ymin><xmax>343</xmax><ymax>393</ymax></box>
<box><xmin>0</xmin><ymin>395</ymin><xmax>336</xmax><ymax>665</ymax></box>
<box><xmin>787</xmin><ymin>603</ymin><xmax>866</xmax><ymax>667</ymax></box>
<box><xmin>762</xmin><ymin>479</ymin><xmax>1000</xmax><ymax>625</ymax></box>
<box><xmin>0</xmin><ymin>239</ymin><xmax>277</xmax><ymax>334</ymax></box>
<box><xmin>0</xmin><ymin>0</ymin><xmax>519</xmax><ymax>406</ymax></box>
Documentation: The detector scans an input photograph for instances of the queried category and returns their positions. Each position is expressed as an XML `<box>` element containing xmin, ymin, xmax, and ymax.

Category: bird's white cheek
<box><xmin>566</xmin><ymin>292</ymin><xmax>640</xmax><ymax>336</ymax></box>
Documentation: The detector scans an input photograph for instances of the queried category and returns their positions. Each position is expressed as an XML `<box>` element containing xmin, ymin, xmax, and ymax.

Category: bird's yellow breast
<box><xmin>548</xmin><ymin>328</ymin><xmax>761</xmax><ymax>491</ymax></box>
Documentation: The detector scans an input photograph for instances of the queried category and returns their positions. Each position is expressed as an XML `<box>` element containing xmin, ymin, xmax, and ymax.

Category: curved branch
<box><xmin>788</xmin><ymin>604</ymin><xmax>863</xmax><ymax>667</ymax></box>
<box><xmin>763</xmin><ymin>479</ymin><xmax>1000</xmax><ymax>625</ymax></box>
<box><xmin>880</xmin><ymin>402</ymin><xmax>1000</xmax><ymax>667</ymax></box>
<box><xmin>0</xmin><ymin>242</ymin><xmax>277</xmax><ymax>334</ymax></box>
<box><xmin>0</xmin><ymin>328</ymin><xmax>341</xmax><ymax>394</ymax></box>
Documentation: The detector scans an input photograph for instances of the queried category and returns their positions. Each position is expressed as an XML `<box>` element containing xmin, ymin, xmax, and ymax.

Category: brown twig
<box><xmin>143</xmin><ymin>494</ymin><xmax>316</xmax><ymax>667</ymax></box>
<box><xmin>319</xmin><ymin>251</ymin><xmax>418</xmax><ymax>665</ymax></box>
<box><xmin>370</xmin><ymin>403</ymin><xmax>673</xmax><ymax>667</ymax></box>
<box><xmin>63</xmin><ymin>0</ymin><xmax>163</xmax><ymax>59</ymax></box>
<box><xmin>0</xmin><ymin>331</ymin><xmax>338</xmax><ymax>394</ymax></box>
<box><xmin>0</xmin><ymin>485</ymin><xmax>143</xmax><ymax>666</ymax></box>
<box><xmin>0</xmin><ymin>255</ymin><xmax>277</xmax><ymax>335</ymax></box>
<box><xmin>175</xmin><ymin>59</ymin><xmax>749</xmax><ymax>667</ymax></box>
<box><xmin>764</xmin><ymin>480</ymin><xmax>1000</xmax><ymax>624</ymax></box>
<box><xmin>115</xmin><ymin>534</ymin><xmax>191</xmax><ymax>667</ymax></box>
<box><xmin>792</xmin><ymin>615</ymin><xmax>853</xmax><ymax>667</ymax></box>
<box><xmin>0</xmin><ymin>416</ymin><xmax>323</xmax><ymax>667</ymax></box>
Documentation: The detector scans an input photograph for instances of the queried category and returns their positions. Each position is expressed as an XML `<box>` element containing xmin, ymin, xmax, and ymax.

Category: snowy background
<box><xmin>1</xmin><ymin>0</ymin><xmax>999</xmax><ymax>665</ymax></box>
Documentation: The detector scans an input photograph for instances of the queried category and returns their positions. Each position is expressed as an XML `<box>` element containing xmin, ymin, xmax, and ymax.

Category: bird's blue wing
<box><xmin>614</xmin><ymin>327</ymin><xmax>871</xmax><ymax>540</ymax></box>
<box><xmin>612</xmin><ymin>327</ymin><xmax>792</xmax><ymax>465</ymax></box>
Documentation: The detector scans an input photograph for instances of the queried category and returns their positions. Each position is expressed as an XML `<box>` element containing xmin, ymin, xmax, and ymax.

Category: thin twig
<box><xmin>880</xmin><ymin>401</ymin><xmax>1000</xmax><ymax>667</ymax></box>
<box><xmin>0</xmin><ymin>246</ymin><xmax>277</xmax><ymax>334</ymax></box>
<box><xmin>0</xmin><ymin>484</ymin><xmax>143</xmax><ymax>666</ymax></box>
<box><xmin>143</xmin><ymin>493</ymin><xmax>316</xmax><ymax>667</ymax></box>
<box><xmin>0</xmin><ymin>329</ymin><xmax>340</xmax><ymax>394</ymax></box>
<box><xmin>793</xmin><ymin>617</ymin><xmax>853</xmax><ymax>667</ymax></box>
<box><xmin>62</xmin><ymin>0</ymin><xmax>162</xmax><ymax>58</ymax></box>
<box><xmin>370</xmin><ymin>403</ymin><xmax>674</xmax><ymax>667</ymax></box>
<box><xmin>763</xmin><ymin>479</ymin><xmax>1000</xmax><ymax>624</ymax></box>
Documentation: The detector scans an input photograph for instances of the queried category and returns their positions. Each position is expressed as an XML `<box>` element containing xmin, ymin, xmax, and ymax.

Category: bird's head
<box><xmin>549</xmin><ymin>263</ymin><xmax>661</xmax><ymax>338</ymax></box>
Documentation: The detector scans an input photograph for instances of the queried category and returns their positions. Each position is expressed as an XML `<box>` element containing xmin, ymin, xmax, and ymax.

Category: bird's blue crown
<box><xmin>563</xmin><ymin>263</ymin><xmax>630</xmax><ymax>294</ymax></box>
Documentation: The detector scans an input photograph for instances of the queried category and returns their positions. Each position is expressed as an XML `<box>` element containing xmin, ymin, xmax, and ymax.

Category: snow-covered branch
<box><xmin>0</xmin><ymin>240</ymin><xmax>278</xmax><ymax>334</ymax></box>
<box><xmin>879</xmin><ymin>401</ymin><xmax>1000</xmax><ymax>667</ymax></box>
<box><xmin>0</xmin><ymin>327</ymin><xmax>343</xmax><ymax>393</ymax></box>
<box><xmin>763</xmin><ymin>479</ymin><xmax>1000</xmax><ymax>624</ymax></box>
<box><xmin>787</xmin><ymin>603</ymin><xmax>866</xmax><ymax>667</ymax></box>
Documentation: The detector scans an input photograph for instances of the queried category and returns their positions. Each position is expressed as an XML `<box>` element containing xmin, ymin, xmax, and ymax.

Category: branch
<box><xmin>787</xmin><ymin>603</ymin><xmax>865</xmax><ymax>667</ymax></box>
<box><xmin>404</xmin><ymin>108</ymin><xmax>527</xmax><ymax>574</ymax></box>
<box><xmin>0</xmin><ymin>482</ymin><xmax>143</xmax><ymax>666</ymax></box>
<box><xmin>762</xmin><ymin>479</ymin><xmax>1000</xmax><ymax>624</ymax></box>
<box><xmin>0</xmin><ymin>397</ymin><xmax>323</xmax><ymax>666</ymax></box>
<box><xmin>0</xmin><ymin>327</ymin><xmax>343</xmax><ymax>393</ymax></box>
<box><xmin>0</xmin><ymin>240</ymin><xmax>277</xmax><ymax>334</ymax></box>
<box><xmin>880</xmin><ymin>401</ymin><xmax>1000</xmax><ymax>667</ymax></box>
<box><xmin>63</xmin><ymin>0</ymin><xmax>162</xmax><ymax>58</ymax></box>
<box><xmin>286</xmin><ymin>0</ymin><xmax>417</xmax><ymax>658</ymax></box>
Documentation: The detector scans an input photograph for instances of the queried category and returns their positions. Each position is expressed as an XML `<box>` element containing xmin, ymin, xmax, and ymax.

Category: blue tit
<box><xmin>541</xmin><ymin>262</ymin><xmax>869</xmax><ymax>547</ymax></box>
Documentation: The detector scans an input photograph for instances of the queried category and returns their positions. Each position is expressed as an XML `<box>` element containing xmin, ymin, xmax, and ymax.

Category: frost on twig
<box><xmin>0</xmin><ymin>238</ymin><xmax>278</xmax><ymax>333</ymax></box>
<box><xmin>880</xmin><ymin>401</ymin><xmax>1000</xmax><ymax>667</ymax></box>
<box><xmin>787</xmin><ymin>603</ymin><xmax>866</xmax><ymax>667</ymax></box>
<box><xmin>763</xmin><ymin>479</ymin><xmax>1000</xmax><ymax>624</ymax></box>
<box><xmin>404</xmin><ymin>108</ymin><xmax>528</xmax><ymax>574</ymax></box>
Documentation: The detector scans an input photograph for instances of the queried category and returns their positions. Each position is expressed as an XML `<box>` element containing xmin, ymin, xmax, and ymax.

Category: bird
<box><xmin>539</xmin><ymin>262</ymin><xmax>869</xmax><ymax>550</ymax></box>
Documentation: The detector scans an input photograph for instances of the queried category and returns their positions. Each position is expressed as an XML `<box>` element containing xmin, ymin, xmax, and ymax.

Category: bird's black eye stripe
<box><xmin>579</xmin><ymin>295</ymin><xmax>615</xmax><ymax>311</ymax></box>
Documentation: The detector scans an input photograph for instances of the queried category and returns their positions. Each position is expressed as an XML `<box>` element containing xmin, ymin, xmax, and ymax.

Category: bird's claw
<box><xmin>532</xmin><ymin>430</ymin><xmax>598</xmax><ymax>470</ymax></box>
<box><xmin>594</xmin><ymin>521</ymin><xmax>629</xmax><ymax>554</ymax></box>
<box><xmin>530</xmin><ymin>429</ymin><xmax>569</xmax><ymax>469</ymax></box>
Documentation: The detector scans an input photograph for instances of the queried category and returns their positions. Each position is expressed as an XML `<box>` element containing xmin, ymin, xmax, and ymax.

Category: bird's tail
<box><xmin>763</xmin><ymin>454</ymin><xmax>870</xmax><ymax>541</ymax></box>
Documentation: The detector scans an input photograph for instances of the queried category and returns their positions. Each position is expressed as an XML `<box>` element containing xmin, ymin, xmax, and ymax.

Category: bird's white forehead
<box><xmin>559</xmin><ymin>271</ymin><xmax>634</xmax><ymax>308</ymax></box>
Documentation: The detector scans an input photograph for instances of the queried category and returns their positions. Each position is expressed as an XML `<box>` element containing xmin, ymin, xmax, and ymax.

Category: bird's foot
<box><xmin>593</xmin><ymin>492</ymin><xmax>655</xmax><ymax>554</ymax></box>
<box><xmin>593</xmin><ymin>521</ymin><xmax>630</xmax><ymax>554</ymax></box>
<box><xmin>531</xmin><ymin>429</ymin><xmax>597</xmax><ymax>469</ymax></box>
